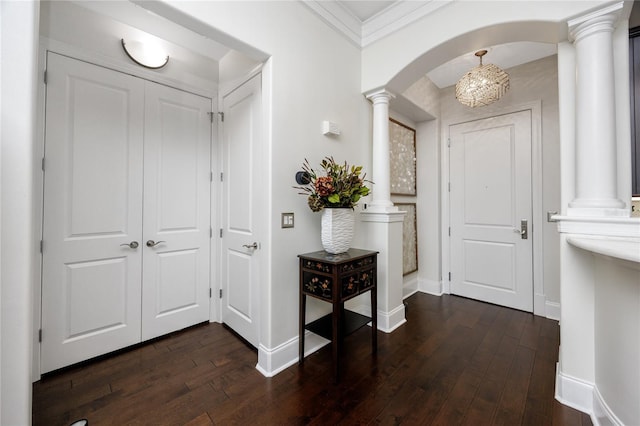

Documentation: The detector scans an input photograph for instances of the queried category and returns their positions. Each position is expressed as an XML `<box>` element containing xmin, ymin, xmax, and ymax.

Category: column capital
<box><xmin>568</xmin><ymin>2</ymin><xmax>622</xmax><ymax>42</ymax></box>
<box><xmin>365</xmin><ymin>88</ymin><xmax>395</xmax><ymax>103</ymax></box>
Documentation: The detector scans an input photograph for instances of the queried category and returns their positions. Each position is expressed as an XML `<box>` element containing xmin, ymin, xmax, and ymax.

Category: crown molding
<box><xmin>302</xmin><ymin>0</ymin><xmax>454</xmax><ymax>48</ymax></box>
<box><xmin>302</xmin><ymin>1</ymin><xmax>362</xmax><ymax>46</ymax></box>
<box><xmin>361</xmin><ymin>0</ymin><xmax>452</xmax><ymax>47</ymax></box>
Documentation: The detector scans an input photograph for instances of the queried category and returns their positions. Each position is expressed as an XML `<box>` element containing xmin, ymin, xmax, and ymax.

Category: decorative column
<box><xmin>567</xmin><ymin>4</ymin><xmax>626</xmax><ymax>216</ymax></box>
<box><xmin>359</xmin><ymin>88</ymin><xmax>406</xmax><ymax>333</ymax></box>
<box><xmin>366</xmin><ymin>89</ymin><xmax>397</xmax><ymax>212</ymax></box>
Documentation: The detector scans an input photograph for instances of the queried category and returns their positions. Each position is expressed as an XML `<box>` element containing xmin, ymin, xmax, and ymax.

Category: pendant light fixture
<box><xmin>455</xmin><ymin>50</ymin><xmax>510</xmax><ymax>107</ymax></box>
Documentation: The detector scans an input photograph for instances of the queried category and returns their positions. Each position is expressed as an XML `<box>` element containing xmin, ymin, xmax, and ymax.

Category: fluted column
<box><xmin>568</xmin><ymin>6</ymin><xmax>626</xmax><ymax>216</ymax></box>
<box><xmin>365</xmin><ymin>89</ymin><xmax>397</xmax><ymax>212</ymax></box>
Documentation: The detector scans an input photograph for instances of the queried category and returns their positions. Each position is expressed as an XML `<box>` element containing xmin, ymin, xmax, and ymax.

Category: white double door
<box><xmin>449</xmin><ymin>110</ymin><xmax>533</xmax><ymax>312</ymax></box>
<box><xmin>41</xmin><ymin>53</ymin><xmax>211</xmax><ymax>373</ymax></box>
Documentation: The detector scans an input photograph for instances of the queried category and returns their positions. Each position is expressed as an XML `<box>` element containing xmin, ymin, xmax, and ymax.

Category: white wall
<box><xmin>0</xmin><ymin>1</ymin><xmax>39</xmax><ymax>424</ymax></box>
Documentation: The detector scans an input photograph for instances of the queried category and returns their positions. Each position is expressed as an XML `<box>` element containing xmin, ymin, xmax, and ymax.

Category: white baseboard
<box><xmin>377</xmin><ymin>303</ymin><xmax>407</xmax><ymax>332</ymax></box>
<box><xmin>592</xmin><ymin>386</ymin><xmax>623</xmax><ymax>426</ymax></box>
<box><xmin>555</xmin><ymin>365</ymin><xmax>594</xmax><ymax>415</ymax></box>
<box><xmin>555</xmin><ymin>364</ymin><xmax>624</xmax><ymax>426</ymax></box>
<box><xmin>418</xmin><ymin>278</ymin><xmax>443</xmax><ymax>296</ymax></box>
<box><xmin>256</xmin><ymin>331</ymin><xmax>329</xmax><ymax>377</ymax></box>
<box><xmin>545</xmin><ymin>300</ymin><xmax>561</xmax><ymax>321</ymax></box>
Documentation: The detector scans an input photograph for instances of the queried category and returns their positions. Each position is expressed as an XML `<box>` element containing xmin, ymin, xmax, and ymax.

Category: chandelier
<box><xmin>455</xmin><ymin>50</ymin><xmax>510</xmax><ymax>107</ymax></box>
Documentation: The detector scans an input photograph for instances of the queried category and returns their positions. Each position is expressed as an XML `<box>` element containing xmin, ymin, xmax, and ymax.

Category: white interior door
<box><xmin>141</xmin><ymin>82</ymin><xmax>211</xmax><ymax>340</ymax></box>
<box><xmin>449</xmin><ymin>110</ymin><xmax>533</xmax><ymax>312</ymax></box>
<box><xmin>41</xmin><ymin>53</ymin><xmax>144</xmax><ymax>373</ymax></box>
<box><xmin>220</xmin><ymin>74</ymin><xmax>262</xmax><ymax>347</ymax></box>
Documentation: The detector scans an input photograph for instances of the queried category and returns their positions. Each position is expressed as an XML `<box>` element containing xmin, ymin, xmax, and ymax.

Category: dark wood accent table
<box><xmin>298</xmin><ymin>248</ymin><xmax>378</xmax><ymax>382</ymax></box>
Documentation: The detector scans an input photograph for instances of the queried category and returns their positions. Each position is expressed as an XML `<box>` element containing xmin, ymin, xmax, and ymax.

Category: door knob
<box><xmin>146</xmin><ymin>240</ymin><xmax>166</xmax><ymax>248</ymax></box>
<box><xmin>242</xmin><ymin>242</ymin><xmax>258</xmax><ymax>249</ymax></box>
<box><xmin>120</xmin><ymin>241</ymin><xmax>139</xmax><ymax>249</ymax></box>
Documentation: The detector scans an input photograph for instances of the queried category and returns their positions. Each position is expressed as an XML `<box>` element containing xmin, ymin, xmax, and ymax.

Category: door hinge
<box><xmin>207</xmin><ymin>112</ymin><xmax>214</xmax><ymax>123</ymax></box>
<box><xmin>209</xmin><ymin>288</ymin><xmax>212</xmax><ymax>298</ymax></box>
<box><xmin>43</xmin><ymin>70</ymin><xmax>47</xmax><ymax>85</ymax></box>
<box><xmin>219</xmin><ymin>289</ymin><xmax>223</xmax><ymax>298</ymax></box>
<box><xmin>210</xmin><ymin>171</ymin><xmax>213</xmax><ymax>182</ymax></box>
<box><xmin>218</xmin><ymin>112</ymin><xmax>224</xmax><ymax>122</ymax></box>
<box><xmin>210</xmin><ymin>227</ymin><xmax>213</xmax><ymax>238</ymax></box>
<box><xmin>447</xmin><ymin>138</ymin><xmax>451</xmax><ymax>148</ymax></box>
<box><xmin>448</xmin><ymin>227</ymin><xmax>451</xmax><ymax>237</ymax></box>
<box><xmin>38</xmin><ymin>329</ymin><xmax>42</xmax><ymax>343</ymax></box>
<box><xmin>40</xmin><ymin>240</ymin><xmax>43</xmax><ymax>253</ymax></box>
<box><xmin>219</xmin><ymin>228</ymin><xmax>223</xmax><ymax>238</ymax></box>
<box><xmin>448</xmin><ymin>272</ymin><xmax>451</xmax><ymax>281</ymax></box>
<box><xmin>220</xmin><ymin>172</ymin><xmax>224</xmax><ymax>182</ymax></box>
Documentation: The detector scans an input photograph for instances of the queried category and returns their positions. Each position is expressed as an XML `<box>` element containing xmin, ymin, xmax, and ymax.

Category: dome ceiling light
<box><xmin>455</xmin><ymin>50</ymin><xmax>510</xmax><ymax>108</ymax></box>
<box><xmin>121</xmin><ymin>38</ymin><xmax>169</xmax><ymax>70</ymax></box>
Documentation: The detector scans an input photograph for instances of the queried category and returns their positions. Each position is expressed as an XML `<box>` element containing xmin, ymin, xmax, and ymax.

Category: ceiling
<box><xmin>337</xmin><ymin>0</ymin><xmax>397</xmax><ymax>21</ymax></box>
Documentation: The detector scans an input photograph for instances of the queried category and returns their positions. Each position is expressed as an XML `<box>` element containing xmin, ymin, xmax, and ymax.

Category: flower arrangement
<box><xmin>295</xmin><ymin>157</ymin><xmax>371</xmax><ymax>212</ymax></box>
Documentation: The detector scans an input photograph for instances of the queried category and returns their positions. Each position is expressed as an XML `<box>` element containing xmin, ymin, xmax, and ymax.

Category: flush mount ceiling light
<box><xmin>121</xmin><ymin>38</ymin><xmax>169</xmax><ymax>69</ymax></box>
<box><xmin>455</xmin><ymin>50</ymin><xmax>510</xmax><ymax>108</ymax></box>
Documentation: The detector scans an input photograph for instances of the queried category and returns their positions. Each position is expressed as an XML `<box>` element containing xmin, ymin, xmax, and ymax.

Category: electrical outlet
<box><xmin>281</xmin><ymin>212</ymin><xmax>294</xmax><ymax>228</ymax></box>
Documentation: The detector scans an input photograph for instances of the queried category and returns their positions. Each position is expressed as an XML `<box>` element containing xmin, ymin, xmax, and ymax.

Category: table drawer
<box><xmin>302</xmin><ymin>271</ymin><xmax>332</xmax><ymax>300</ymax></box>
<box><xmin>339</xmin><ymin>255</ymin><xmax>376</xmax><ymax>273</ymax></box>
<box><xmin>340</xmin><ymin>267</ymin><xmax>375</xmax><ymax>298</ymax></box>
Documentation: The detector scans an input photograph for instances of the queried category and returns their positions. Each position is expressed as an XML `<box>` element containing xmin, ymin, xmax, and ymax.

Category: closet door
<box><xmin>141</xmin><ymin>82</ymin><xmax>211</xmax><ymax>340</ymax></box>
<box><xmin>41</xmin><ymin>53</ymin><xmax>144</xmax><ymax>373</ymax></box>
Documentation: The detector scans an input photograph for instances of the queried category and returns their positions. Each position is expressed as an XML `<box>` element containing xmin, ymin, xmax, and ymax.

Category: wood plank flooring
<box><xmin>33</xmin><ymin>293</ymin><xmax>592</xmax><ymax>425</ymax></box>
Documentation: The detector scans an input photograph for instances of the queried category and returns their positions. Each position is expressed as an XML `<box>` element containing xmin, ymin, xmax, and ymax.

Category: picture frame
<box><xmin>396</xmin><ymin>203</ymin><xmax>418</xmax><ymax>275</ymax></box>
<box><xmin>389</xmin><ymin>118</ymin><xmax>417</xmax><ymax>196</ymax></box>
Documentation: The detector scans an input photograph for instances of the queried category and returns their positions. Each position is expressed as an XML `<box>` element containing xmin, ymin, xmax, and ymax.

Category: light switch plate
<box><xmin>281</xmin><ymin>212</ymin><xmax>294</xmax><ymax>228</ymax></box>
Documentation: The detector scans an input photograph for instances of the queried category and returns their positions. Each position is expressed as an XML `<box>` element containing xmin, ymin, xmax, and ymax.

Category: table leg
<box><xmin>371</xmin><ymin>285</ymin><xmax>377</xmax><ymax>354</ymax></box>
<box><xmin>299</xmin><ymin>293</ymin><xmax>306</xmax><ymax>364</ymax></box>
<box><xmin>332</xmin><ymin>302</ymin><xmax>341</xmax><ymax>382</ymax></box>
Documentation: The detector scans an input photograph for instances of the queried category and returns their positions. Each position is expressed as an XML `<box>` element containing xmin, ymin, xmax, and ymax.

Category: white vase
<box><xmin>321</xmin><ymin>208</ymin><xmax>355</xmax><ymax>254</ymax></box>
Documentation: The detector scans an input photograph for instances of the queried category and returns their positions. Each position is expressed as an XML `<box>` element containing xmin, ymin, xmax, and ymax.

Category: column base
<box><xmin>566</xmin><ymin>206</ymin><xmax>628</xmax><ymax>218</ymax></box>
<box><xmin>568</xmin><ymin>197</ymin><xmax>626</xmax><ymax>216</ymax></box>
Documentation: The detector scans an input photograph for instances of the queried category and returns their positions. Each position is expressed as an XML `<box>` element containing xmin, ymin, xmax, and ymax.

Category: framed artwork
<box><xmin>396</xmin><ymin>203</ymin><xmax>418</xmax><ymax>275</ymax></box>
<box><xmin>389</xmin><ymin>118</ymin><xmax>417</xmax><ymax>195</ymax></box>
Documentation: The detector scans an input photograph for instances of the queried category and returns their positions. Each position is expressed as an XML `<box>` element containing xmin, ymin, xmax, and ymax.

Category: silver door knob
<box><xmin>242</xmin><ymin>242</ymin><xmax>258</xmax><ymax>249</ymax></box>
<box><xmin>146</xmin><ymin>240</ymin><xmax>166</xmax><ymax>247</ymax></box>
<box><xmin>120</xmin><ymin>241</ymin><xmax>139</xmax><ymax>249</ymax></box>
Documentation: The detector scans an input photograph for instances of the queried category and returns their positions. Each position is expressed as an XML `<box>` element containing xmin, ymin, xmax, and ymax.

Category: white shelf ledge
<box><xmin>567</xmin><ymin>236</ymin><xmax>640</xmax><ymax>264</ymax></box>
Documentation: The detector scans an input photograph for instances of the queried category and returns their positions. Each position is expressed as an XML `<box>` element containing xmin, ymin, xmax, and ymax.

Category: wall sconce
<box><xmin>121</xmin><ymin>38</ymin><xmax>169</xmax><ymax>69</ymax></box>
<box><xmin>295</xmin><ymin>171</ymin><xmax>311</xmax><ymax>185</ymax></box>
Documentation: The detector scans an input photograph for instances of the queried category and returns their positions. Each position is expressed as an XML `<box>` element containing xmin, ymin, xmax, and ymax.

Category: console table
<box><xmin>298</xmin><ymin>248</ymin><xmax>378</xmax><ymax>382</ymax></box>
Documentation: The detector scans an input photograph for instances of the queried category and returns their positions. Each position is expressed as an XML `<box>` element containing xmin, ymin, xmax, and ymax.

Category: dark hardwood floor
<box><xmin>33</xmin><ymin>293</ymin><xmax>592</xmax><ymax>425</ymax></box>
